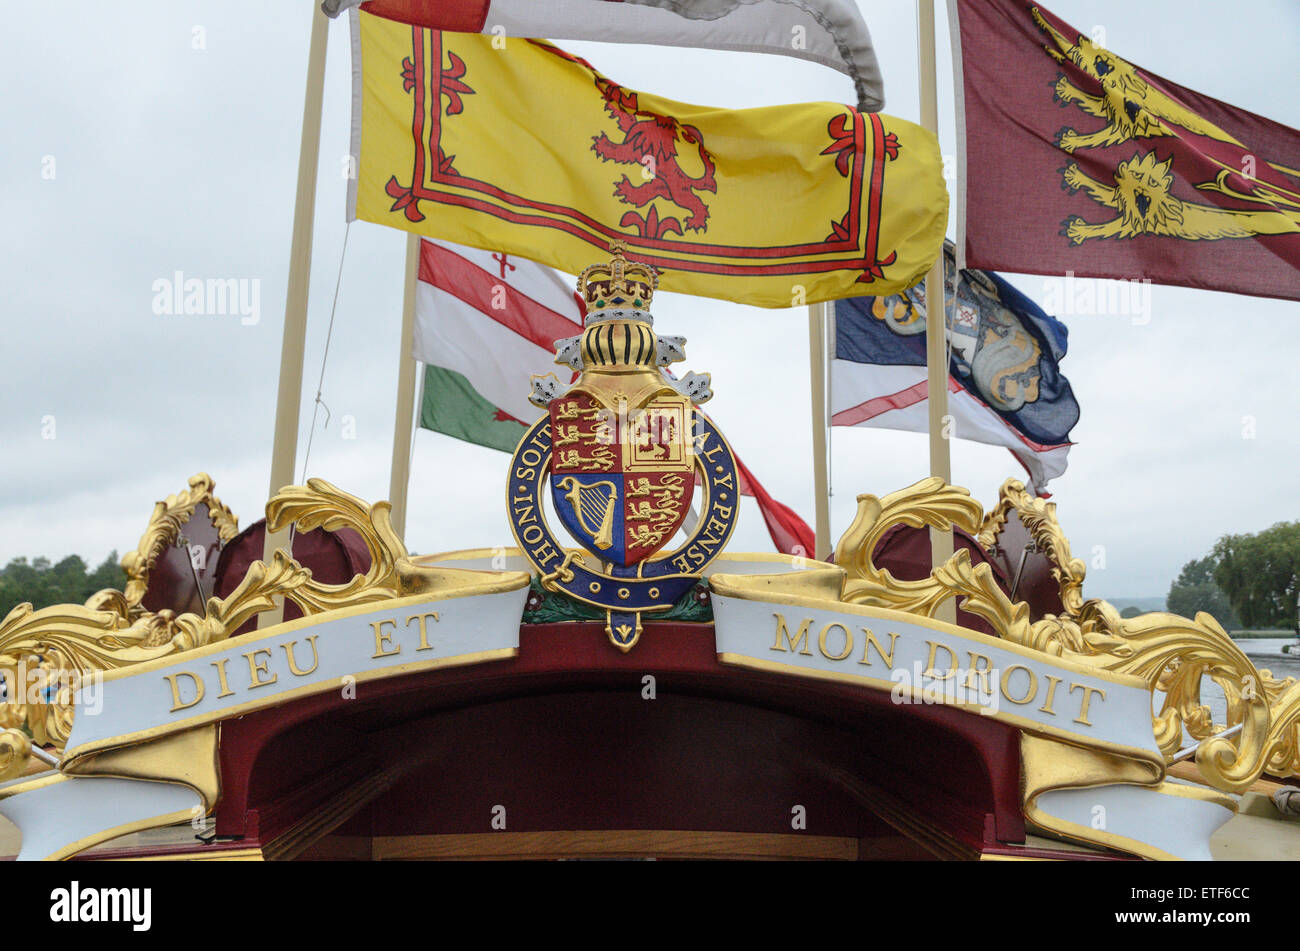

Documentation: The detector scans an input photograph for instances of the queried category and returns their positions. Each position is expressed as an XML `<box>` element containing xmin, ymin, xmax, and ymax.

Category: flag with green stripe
<box><xmin>412</xmin><ymin>237</ymin><xmax>814</xmax><ymax>555</ymax></box>
<box><xmin>419</xmin><ymin>364</ymin><xmax>529</xmax><ymax>453</ymax></box>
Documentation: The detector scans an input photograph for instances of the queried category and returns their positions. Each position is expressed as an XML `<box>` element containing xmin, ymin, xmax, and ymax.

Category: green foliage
<box><xmin>1166</xmin><ymin>553</ymin><xmax>1241</xmax><ymax>631</ymax></box>
<box><xmin>1119</xmin><ymin>606</ymin><xmax>1142</xmax><ymax>619</ymax></box>
<box><xmin>1212</xmin><ymin>522</ymin><xmax>1300</xmax><ymax>634</ymax></box>
<box><xmin>1173</xmin><ymin>554</ymin><xmax>1217</xmax><ymax>588</ymax></box>
<box><xmin>0</xmin><ymin>552</ymin><xmax>126</xmax><ymax>618</ymax></box>
<box><xmin>1166</xmin><ymin>582</ymin><xmax>1241</xmax><ymax>630</ymax></box>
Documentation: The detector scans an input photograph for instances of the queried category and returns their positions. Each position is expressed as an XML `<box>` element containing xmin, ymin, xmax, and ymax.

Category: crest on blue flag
<box><xmin>833</xmin><ymin>241</ymin><xmax>1079</xmax><ymax>492</ymax></box>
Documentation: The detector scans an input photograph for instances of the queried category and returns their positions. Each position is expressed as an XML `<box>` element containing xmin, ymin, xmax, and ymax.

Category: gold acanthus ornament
<box><xmin>0</xmin><ymin>477</ymin><xmax>456</xmax><ymax>778</ymax></box>
<box><xmin>112</xmin><ymin>472</ymin><xmax>240</xmax><ymax>616</ymax></box>
<box><xmin>832</xmin><ymin>476</ymin><xmax>1300</xmax><ymax>794</ymax></box>
<box><xmin>4</xmin><ymin>470</ymin><xmax>1296</xmax><ymax>799</ymax></box>
<box><xmin>976</xmin><ymin>478</ymin><xmax>1087</xmax><ymax>617</ymax></box>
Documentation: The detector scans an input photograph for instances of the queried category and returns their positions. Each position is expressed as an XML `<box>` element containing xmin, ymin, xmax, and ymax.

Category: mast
<box><xmin>917</xmin><ymin>0</ymin><xmax>956</xmax><ymax>623</ymax></box>
<box><xmin>387</xmin><ymin>234</ymin><xmax>421</xmax><ymax>539</ymax></box>
<box><xmin>261</xmin><ymin>6</ymin><xmax>329</xmax><ymax>625</ymax></box>
<box><xmin>808</xmin><ymin>302</ymin><xmax>832</xmax><ymax>560</ymax></box>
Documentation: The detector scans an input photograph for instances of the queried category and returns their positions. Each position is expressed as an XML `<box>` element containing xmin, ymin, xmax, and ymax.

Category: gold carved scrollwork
<box><xmin>0</xmin><ymin>477</ymin><xmax>484</xmax><ymax>774</ymax></box>
<box><xmin>165</xmin><ymin>551</ymin><xmax>315</xmax><ymax>654</ymax></box>
<box><xmin>116</xmin><ymin>473</ymin><xmax>239</xmax><ymax>614</ymax></box>
<box><xmin>0</xmin><ymin>728</ymin><xmax>34</xmax><ymax>783</ymax></box>
<box><xmin>263</xmin><ymin>478</ymin><xmax>406</xmax><ymax>611</ymax></box>
<box><xmin>833</xmin><ymin>477</ymin><xmax>986</xmax><ymax>618</ymax></box>
<box><xmin>833</xmin><ymin>476</ymin><xmax>1300</xmax><ymax>793</ymax></box>
<box><xmin>0</xmin><ymin>602</ymin><xmax>181</xmax><ymax>749</ymax></box>
<box><xmin>977</xmin><ymin>478</ymin><xmax>1087</xmax><ymax>617</ymax></box>
<box><xmin>1077</xmin><ymin>604</ymin><xmax>1300</xmax><ymax>792</ymax></box>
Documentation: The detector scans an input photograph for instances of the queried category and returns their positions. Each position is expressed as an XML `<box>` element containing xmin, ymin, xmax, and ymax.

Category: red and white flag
<box><xmin>414</xmin><ymin>238</ymin><xmax>816</xmax><ymax>554</ymax></box>
<box><xmin>414</xmin><ymin>238</ymin><xmax>580</xmax><ymax>428</ymax></box>
<box><xmin>324</xmin><ymin>0</ymin><xmax>885</xmax><ymax>110</ymax></box>
<box><xmin>830</xmin><ymin>364</ymin><xmax>1072</xmax><ymax>495</ymax></box>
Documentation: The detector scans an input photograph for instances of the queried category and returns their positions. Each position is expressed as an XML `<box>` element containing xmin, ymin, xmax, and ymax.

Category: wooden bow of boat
<box><xmin>2</xmin><ymin>473</ymin><xmax>1298</xmax><ymax>861</ymax></box>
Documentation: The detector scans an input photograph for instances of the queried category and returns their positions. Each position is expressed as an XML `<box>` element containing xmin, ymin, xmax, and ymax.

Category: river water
<box><xmin>1178</xmin><ymin>638</ymin><xmax>1300</xmax><ymax>738</ymax></box>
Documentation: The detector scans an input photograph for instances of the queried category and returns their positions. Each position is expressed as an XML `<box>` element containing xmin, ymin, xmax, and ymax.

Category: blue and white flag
<box><xmin>831</xmin><ymin>243</ymin><xmax>1079</xmax><ymax>494</ymax></box>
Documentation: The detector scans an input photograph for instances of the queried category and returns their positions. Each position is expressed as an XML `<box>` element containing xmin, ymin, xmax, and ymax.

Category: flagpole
<box><xmin>808</xmin><ymin>301</ymin><xmax>831</xmax><ymax>560</ymax></box>
<box><xmin>918</xmin><ymin>0</ymin><xmax>956</xmax><ymax>623</ymax></box>
<box><xmin>388</xmin><ymin>233</ymin><xmax>421</xmax><ymax>539</ymax></box>
<box><xmin>261</xmin><ymin>4</ymin><xmax>329</xmax><ymax>626</ymax></box>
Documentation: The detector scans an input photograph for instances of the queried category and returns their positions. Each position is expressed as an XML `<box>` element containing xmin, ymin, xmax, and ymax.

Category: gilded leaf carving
<box><xmin>834</xmin><ymin>476</ymin><xmax>1300</xmax><ymax>792</ymax></box>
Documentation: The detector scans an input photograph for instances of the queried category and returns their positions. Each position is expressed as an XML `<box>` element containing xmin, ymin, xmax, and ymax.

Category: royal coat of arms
<box><xmin>507</xmin><ymin>242</ymin><xmax>738</xmax><ymax>651</ymax></box>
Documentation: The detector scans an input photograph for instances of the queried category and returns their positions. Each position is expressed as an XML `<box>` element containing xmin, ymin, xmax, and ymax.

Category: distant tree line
<box><xmin>1166</xmin><ymin>555</ymin><xmax>1241</xmax><ymax>630</ymax></box>
<box><xmin>1168</xmin><ymin>521</ymin><xmax>1300</xmax><ymax>634</ymax></box>
<box><xmin>1213</xmin><ymin>522</ymin><xmax>1300</xmax><ymax>633</ymax></box>
<box><xmin>0</xmin><ymin>554</ymin><xmax>126</xmax><ymax>619</ymax></box>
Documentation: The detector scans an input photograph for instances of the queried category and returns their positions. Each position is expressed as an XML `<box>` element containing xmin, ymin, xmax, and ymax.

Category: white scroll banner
<box><xmin>710</xmin><ymin>588</ymin><xmax>1164</xmax><ymax>762</ymax></box>
<box><xmin>0</xmin><ymin>774</ymin><xmax>201</xmax><ymax>862</ymax></box>
<box><xmin>0</xmin><ymin>585</ymin><xmax>529</xmax><ymax>860</ymax></box>
<box><xmin>62</xmin><ymin>587</ymin><xmax>529</xmax><ymax>763</ymax></box>
<box><xmin>1033</xmin><ymin>781</ymin><xmax>1236</xmax><ymax>861</ymax></box>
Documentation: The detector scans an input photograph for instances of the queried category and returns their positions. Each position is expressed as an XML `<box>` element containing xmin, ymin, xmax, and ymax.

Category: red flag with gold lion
<box><xmin>952</xmin><ymin>0</ymin><xmax>1300</xmax><ymax>302</ymax></box>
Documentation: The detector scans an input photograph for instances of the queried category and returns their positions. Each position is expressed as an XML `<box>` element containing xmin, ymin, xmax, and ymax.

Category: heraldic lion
<box><xmin>1059</xmin><ymin>151</ymin><xmax>1300</xmax><ymax>244</ymax></box>
<box><xmin>1031</xmin><ymin>5</ymin><xmax>1239</xmax><ymax>154</ymax></box>
<box><xmin>590</xmin><ymin>76</ymin><xmax>717</xmax><ymax>234</ymax></box>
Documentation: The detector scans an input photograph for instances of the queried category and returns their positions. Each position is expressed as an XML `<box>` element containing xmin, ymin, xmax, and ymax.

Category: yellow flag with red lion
<box><xmin>349</xmin><ymin>10</ymin><xmax>948</xmax><ymax>308</ymax></box>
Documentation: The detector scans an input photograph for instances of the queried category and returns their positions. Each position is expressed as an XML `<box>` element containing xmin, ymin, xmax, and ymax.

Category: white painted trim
<box><xmin>1036</xmin><ymin>783</ymin><xmax>1236</xmax><ymax>861</ymax></box>
<box><xmin>0</xmin><ymin>776</ymin><xmax>200</xmax><ymax>861</ymax></box>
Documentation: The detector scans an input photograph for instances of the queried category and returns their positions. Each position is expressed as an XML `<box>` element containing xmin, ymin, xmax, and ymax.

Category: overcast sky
<box><xmin>3</xmin><ymin>0</ymin><xmax>1297</xmax><ymax>601</ymax></box>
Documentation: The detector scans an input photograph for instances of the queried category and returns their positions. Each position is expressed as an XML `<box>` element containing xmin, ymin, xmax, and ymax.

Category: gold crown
<box><xmin>577</xmin><ymin>240</ymin><xmax>658</xmax><ymax>318</ymax></box>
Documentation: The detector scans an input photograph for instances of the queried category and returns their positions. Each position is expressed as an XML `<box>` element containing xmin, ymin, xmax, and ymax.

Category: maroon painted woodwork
<box><xmin>981</xmin><ymin>510</ymin><xmax>1068</xmax><ymax>621</ymax></box>
<box><xmin>212</xmin><ymin>520</ymin><xmax>372</xmax><ymax>635</ymax></box>
<box><xmin>212</xmin><ymin>621</ymin><xmax>1027</xmax><ymax>856</ymax></box>
<box><xmin>140</xmin><ymin>502</ymin><xmax>227</xmax><ymax>617</ymax></box>
<box><xmin>871</xmin><ymin>524</ymin><xmax>1012</xmax><ymax>635</ymax></box>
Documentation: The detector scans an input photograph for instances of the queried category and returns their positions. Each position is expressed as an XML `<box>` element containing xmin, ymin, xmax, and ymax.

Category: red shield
<box><xmin>550</xmin><ymin>391</ymin><xmax>695</xmax><ymax>566</ymax></box>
